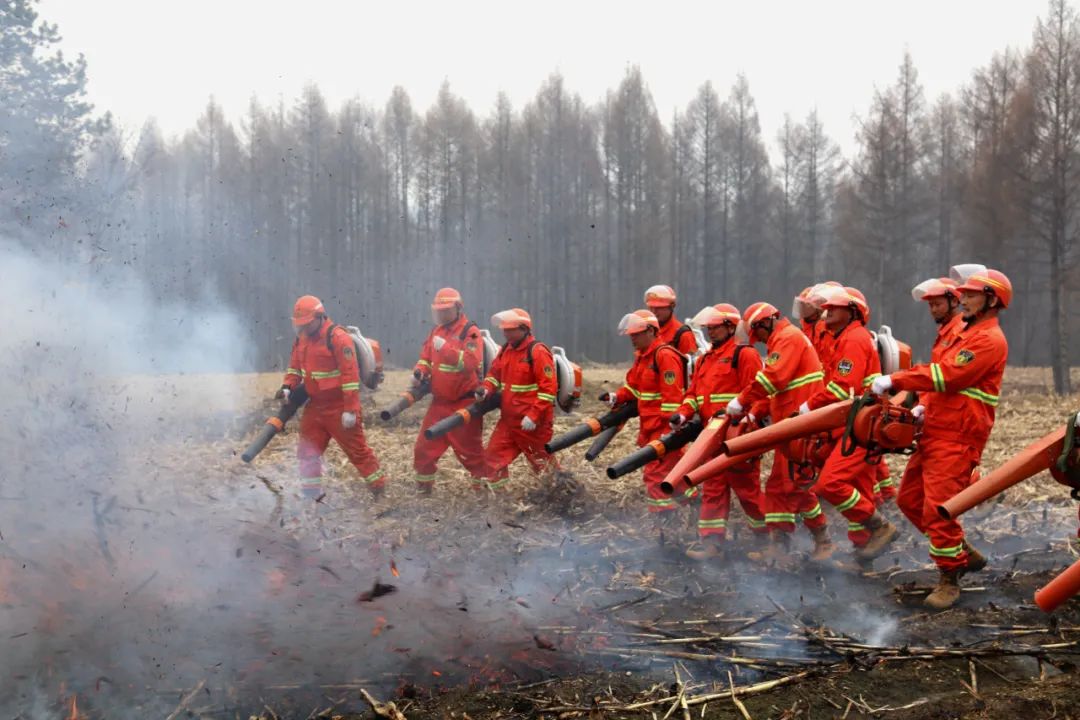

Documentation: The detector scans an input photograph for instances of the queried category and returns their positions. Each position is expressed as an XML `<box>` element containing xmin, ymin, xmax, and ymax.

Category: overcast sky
<box><xmin>42</xmin><ymin>0</ymin><xmax>1048</xmax><ymax>156</ymax></box>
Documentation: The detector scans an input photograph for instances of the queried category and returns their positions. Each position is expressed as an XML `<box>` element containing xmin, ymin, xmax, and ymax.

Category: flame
<box><xmin>390</xmin><ymin>559</ymin><xmax>399</xmax><ymax>578</ymax></box>
<box><xmin>372</xmin><ymin>616</ymin><xmax>387</xmax><ymax>637</ymax></box>
<box><xmin>68</xmin><ymin>694</ymin><xmax>78</xmax><ymax>720</ymax></box>
<box><xmin>431</xmin><ymin>670</ymin><xmax>442</xmax><ymax>677</ymax></box>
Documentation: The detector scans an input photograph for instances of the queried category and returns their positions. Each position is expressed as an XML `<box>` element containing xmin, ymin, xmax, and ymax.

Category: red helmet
<box><xmin>691</xmin><ymin>303</ymin><xmax>741</xmax><ymax>328</ymax></box>
<box><xmin>957</xmin><ymin>269</ymin><xmax>1013</xmax><ymax>309</ymax></box>
<box><xmin>292</xmin><ymin>295</ymin><xmax>325</xmax><ymax>326</ymax></box>
<box><xmin>643</xmin><ymin>285</ymin><xmax>677</xmax><ymax>308</ymax></box>
<box><xmin>618</xmin><ymin>309</ymin><xmax>661</xmax><ymax>335</ymax></box>
<box><xmin>491</xmin><ymin>308</ymin><xmax>532</xmax><ymax>330</ymax></box>
<box><xmin>822</xmin><ymin>286</ymin><xmax>870</xmax><ymax>323</ymax></box>
<box><xmin>431</xmin><ymin>287</ymin><xmax>463</xmax><ymax>310</ymax></box>
<box><xmin>911</xmin><ymin>277</ymin><xmax>960</xmax><ymax>302</ymax></box>
<box><xmin>743</xmin><ymin>302</ymin><xmax>780</xmax><ymax>328</ymax></box>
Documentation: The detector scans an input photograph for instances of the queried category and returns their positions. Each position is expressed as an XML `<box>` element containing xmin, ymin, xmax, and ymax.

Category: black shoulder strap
<box><xmin>732</xmin><ymin>344</ymin><xmax>751</xmax><ymax>371</ymax></box>
<box><xmin>673</xmin><ymin>324</ymin><xmax>692</xmax><ymax>349</ymax></box>
<box><xmin>526</xmin><ymin>339</ymin><xmax>547</xmax><ymax>364</ymax></box>
<box><xmin>325</xmin><ymin>323</ymin><xmax>340</xmax><ymax>352</ymax></box>
<box><xmin>458</xmin><ymin>320</ymin><xmax>478</xmax><ymax>342</ymax></box>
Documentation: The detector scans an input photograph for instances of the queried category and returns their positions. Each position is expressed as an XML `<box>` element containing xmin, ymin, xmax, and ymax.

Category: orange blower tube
<box><xmin>937</xmin><ymin>427</ymin><xmax>1066</xmax><ymax>520</ymax></box>
<box><xmin>1035</xmin><ymin>558</ymin><xmax>1080</xmax><ymax>613</ymax></box>
<box><xmin>658</xmin><ymin>416</ymin><xmax>732</xmax><ymax>493</ymax></box>
<box><xmin>720</xmin><ymin>401</ymin><xmax>854</xmax><ymax>458</ymax></box>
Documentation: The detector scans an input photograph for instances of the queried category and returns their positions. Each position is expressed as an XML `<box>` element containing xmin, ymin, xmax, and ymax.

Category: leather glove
<box><xmin>798</xmin><ymin>401</ymin><xmax>810</xmax><ymax>415</ymax></box>
<box><xmin>275</xmin><ymin>386</ymin><xmax>291</xmax><ymax>403</ymax></box>
<box><xmin>725</xmin><ymin>397</ymin><xmax>744</xmax><ymax>416</ymax></box>
<box><xmin>475</xmin><ymin>386</ymin><xmax>489</xmax><ymax>401</ymax></box>
<box><xmin>432</xmin><ymin>336</ymin><xmax>447</xmax><ymax>352</ymax></box>
<box><xmin>521</xmin><ymin>416</ymin><xmax>537</xmax><ymax>432</ymax></box>
<box><xmin>870</xmin><ymin>375</ymin><xmax>893</xmax><ymax>396</ymax></box>
<box><xmin>669</xmin><ymin>413</ymin><xmax>686</xmax><ymax>431</ymax></box>
<box><xmin>341</xmin><ymin>412</ymin><xmax>357</xmax><ymax>429</ymax></box>
<box><xmin>912</xmin><ymin>404</ymin><xmax>926</xmax><ymax>423</ymax></box>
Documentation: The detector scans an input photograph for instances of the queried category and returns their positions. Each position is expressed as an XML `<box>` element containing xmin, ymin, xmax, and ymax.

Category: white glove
<box><xmin>870</xmin><ymin>375</ymin><xmax>893</xmax><ymax>396</ymax></box>
<box><xmin>280</xmin><ymin>387</ymin><xmax>291</xmax><ymax>404</ymax></box>
<box><xmin>602</xmin><ymin>392</ymin><xmax>617</xmax><ymax>409</ymax></box>
<box><xmin>798</xmin><ymin>401</ymin><xmax>811</xmax><ymax>415</ymax></box>
<box><xmin>432</xmin><ymin>336</ymin><xmax>447</xmax><ymax>352</ymax></box>
<box><xmin>669</xmin><ymin>413</ymin><xmax>686</xmax><ymax>430</ymax></box>
<box><xmin>341</xmin><ymin>412</ymin><xmax>357</xmax><ymax>429</ymax></box>
<box><xmin>521</xmin><ymin>416</ymin><xmax>537</xmax><ymax>432</ymax></box>
<box><xmin>725</xmin><ymin>397</ymin><xmax>744</xmax><ymax>416</ymax></box>
<box><xmin>475</xmin><ymin>386</ymin><xmax>489</xmax><ymax>401</ymax></box>
<box><xmin>912</xmin><ymin>405</ymin><xmax>925</xmax><ymax>422</ymax></box>
<box><xmin>1074</xmin><ymin>411</ymin><xmax>1080</xmax><ymax>428</ymax></box>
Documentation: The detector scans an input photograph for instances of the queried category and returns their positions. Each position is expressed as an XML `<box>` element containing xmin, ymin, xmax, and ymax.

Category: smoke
<box><xmin>0</xmin><ymin>241</ymin><xmax>584</xmax><ymax>718</ymax></box>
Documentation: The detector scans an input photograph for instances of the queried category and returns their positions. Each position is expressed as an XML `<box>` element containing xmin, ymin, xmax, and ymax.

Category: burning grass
<box><xmin>4</xmin><ymin>367</ymin><xmax>1080</xmax><ymax>718</ymax></box>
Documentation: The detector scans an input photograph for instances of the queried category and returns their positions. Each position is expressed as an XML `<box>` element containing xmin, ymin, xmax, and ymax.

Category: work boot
<box><xmin>417</xmin><ymin>482</ymin><xmax>435</xmax><ymax>497</ymax></box>
<box><xmin>747</xmin><ymin>530</ymin><xmax>792</xmax><ymax>564</ymax></box>
<box><xmin>369</xmin><ymin>483</ymin><xmax>386</xmax><ymax>501</ymax></box>
<box><xmin>963</xmin><ymin>540</ymin><xmax>987</xmax><ymax>573</ymax></box>
<box><xmin>808</xmin><ymin>525</ymin><xmax>836</xmax><ymax>562</ymax></box>
<box><xmin>924</xmin><ymin>569</ymin><xmax>963</xmax><ymax>609</ymax></box>
<box><xmin>685</xmin><ymin>535</ymin><xmax>726</xmax><ymax>561</ymax></box>
<box><xmin>854</xmin><ymin>511</ymin><xmax>899</xmax><ymax>561</ymax></box>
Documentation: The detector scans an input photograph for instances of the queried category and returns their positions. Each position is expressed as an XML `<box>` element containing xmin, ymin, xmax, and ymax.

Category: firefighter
<box><xmin>477</xmin><ymin>308</ymin><xmax>558</xmax><ymax>488</ymax></box>
<box><xmin>793</xmin><ymin>281</ymin><xmax>843</xmax><ymax>365</ymax></box>
<box><xmin>670</xmin><ymin>304</ymin><xmax>766</xmax><ymax>559</ymax></box>
<box><xmin>871</xmin><ymin>268</ymin><xmax>1011</xmax><ymax>609</ymax></box>
<box><xmin>278</xmin><ymin>295</ymin><xmax>387</xmax><ymax>504</ymax></box>
<box><xmin>798</xmin><ymin>287</ymin><xmax>898</xmax><ymax>562</ymax></box>
<box><xmin>726</xmin><ymin>302</ymin><xmax>831</xmax><ymax>561</ymax></box>
<box><xmin>898</xmin><ymin>276</ymin><xmax>965</xmax><ymax>526</ymax></box>
<box><xmin>644</xmin><ymin>285</ymin><xmax>699</xmax><ymax>356</ymax></box>
<box><xmin>608</xmin><ymin>310</ymin><xmax>692</xmax><ymax>524</ymax></box>
<box><xmin>411</xmin><ymin>288</ymin><xmax>489</xmax><ymax>494</ymax></box>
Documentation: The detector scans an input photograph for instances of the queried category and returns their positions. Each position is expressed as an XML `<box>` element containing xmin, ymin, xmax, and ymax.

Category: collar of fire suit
<box><xmin>959</xmin><ymin>314</ymin><xmax>1000</xmax><ymax>337</ymax></box>
<box><xmin>439</xmin><ymin>313</ymin><xmax>468</xmax><ymax>336</ymax></box>
<box><xmin>510</xmin><ymin>332</ymin><xmax>533</xmax><ymax>349</ymax></box>
<box><xmin>306</xmin><ymin>317</ymin><xmax>333</xmax><ymax>342</ymax></box>
<box><xmin>937</xmin><ymin>312</ymin><xmax>962</xmax><ymax>336</ymax></box>
<box><xmin>766</xmin><ymin>317</ymin><xmax>793</xmax><ymax>347</ymax></box>
<box><xmin>636</xmin><ymin>337</ymin><xmax>665</xmax><ymax>359</ymax></box>
<box><xmin>709</xmin><ymin>336</ymin><xmax>737</xmax><ymax>357</ymax></box>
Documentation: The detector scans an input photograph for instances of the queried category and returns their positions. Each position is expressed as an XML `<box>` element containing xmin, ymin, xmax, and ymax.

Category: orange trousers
<box><xmin>414</xmin><ymin>397</ymin><xmax>489</xmax><ymax>486</ymax></box>
<box><xmin>298</xmin><ymin>400</ymin><xmax>385</xmax><ymax>498</ymax></box>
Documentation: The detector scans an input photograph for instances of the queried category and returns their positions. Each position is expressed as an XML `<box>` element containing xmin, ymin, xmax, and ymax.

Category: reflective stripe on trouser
<box><xmin>698</xmin><ymin>459</ymin><xmax>766</xmax><ymax>537</ymax></box>
<box><xmin>764</xmin><ymin>451</ymin><xmax>827</xmax><ymax>533</ymax></box>
<box><xmin>643</xmin><ymin>449</ymin><xmax>685</xmax><ymax>513</ymax></box>
<box><xmin>874</xmin><ymin>461</ymin><xmax>896</xmax><ymax>501</ymax></box>
<box><xmin>904</xmin><ymin>434</ymin><xmax>981</xmax><ymax>571</ymax></box>
<box><xmin>486</xmin><ymin>417</ymin><xmax>555</xmax><ymax>487</ymax></box>
<box><xmin>814</xmin><ymin>442</ymin><xmax>878</xmax><ymax>547</ymax></box>
<box><xmin>298</xmin><ymin>400</ymin><xmax>386</xmax><ymax>490</ymax></box>
<box><xmin>300</xmin><ymin>476</ymin><xmax>323</xmax><ymax>500</ymax></box>
<box><xmin>414</xmin><ymin>397</ymin><xmax>489</xmax><ymax>481</ymax></box>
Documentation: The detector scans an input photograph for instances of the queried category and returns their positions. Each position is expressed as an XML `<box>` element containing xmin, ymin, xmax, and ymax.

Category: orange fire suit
<box><xmin>412</xmin><ymin>315</ymin><xmax>489</xmax><ymax>488</ymax></box>
<box><xmin>283</xmin><ymin>318</ymin><xmax>385</xmax><ymax>498</ymax></box>
<box><xmin>896</xmin><ymin>312</ymin><xmax>964</xmax><ymax>533</ymax></box>
<box><xmin>613</xmin><ymin>338</ymin><xmax>690</xmax><ymax>512</ymax></box>
<box><xmin>677</xmin><ymin>338</ymin><xmax>766</xmax><ymax>537</ymax></box>
<box><xmin>891</xmin><ymin>316</ymin><xmax>1008</xmax><ymax>571</ymax></box>
<box><xmin>801</xmin><ymin>318</ymin><xmax>834</xmax><ymax>368</ymax></box>
<box><xmin>658</xmin><ymin>317</ymin><xmax>699</xmax><ymax>356</ymax></box>
<box><xmin>735</xmin><ymin>317</ymin><xmax>827</xmax><ymax>534</ymax></box>
<box><xmin>481</xmin><ymin>337</ymin><xmax>558</xmax><ymax>487</ymax></box>
<box><xmin>806</xmin><ymin>321</ymin><xmax>882</xmax><ymax>547</ymax></box>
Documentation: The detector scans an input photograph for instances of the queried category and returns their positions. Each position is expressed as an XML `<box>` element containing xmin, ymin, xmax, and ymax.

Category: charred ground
<box><xmin>2</xmin><ymin>367</ymin><xmax>1079</xmax><ymax>719</ymax></box>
